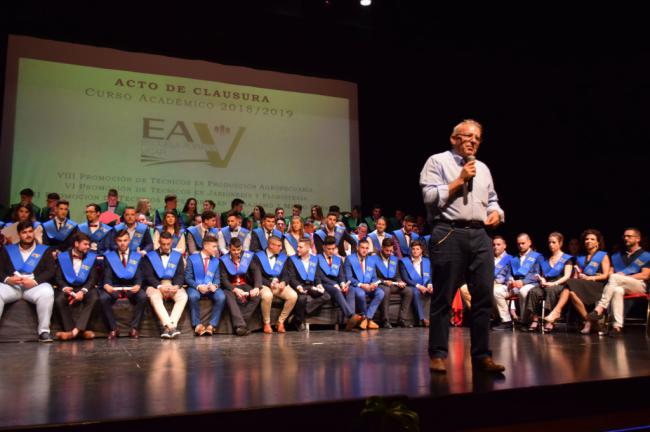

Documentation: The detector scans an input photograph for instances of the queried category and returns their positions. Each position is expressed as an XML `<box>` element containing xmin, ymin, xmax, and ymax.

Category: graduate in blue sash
<box><xmin>110</xmin><ymin>207</ymin><xmax>153</xmax><ymax>255</ymax></box>
<box><xmin>100</xmin><ymin>229</ymin><xmax>147</xmax><ymax>339</ymax></box>
<box><xmin>250</xmin><ymin>213</ymin><xmax>284</xmax><ymax>253</ymax></box>
<box><xmin>284</xmin><ymin>216</ymin><xmax>311</xmax><ymax>256</ymax></box>
<box><xmin>392</xmin><ymin>215</ymin><xmax>420</xmax><ymax>259</ymax></box>
<box><xmin>42</xmin><ymin>199</ymin><xmax>78</xmax><ymax>252</ymax></box>
<box><xmin>316</xmin><ymin>235</ymin><xmax>363</xmax><ymax>331</ymax></box>
<box><xmin>588</xmin><ymin>228</ymin><xmax>650</xmax><ymax>335</ymax></box>
<box><xmin>399</xmin><ymin>240</ymin><xmax>432</xmax><ymax>327</ymax></box>
<box><xmin>525</xmin><ymin>232</ymin><xmax>574</xmax><ymax>332</ymax></box>
<box><xmin>367</xmin><ymin>217</ymin><xmax>393</xmax><ymax>255</ymax></box>
<box><xmin>0</xmin><ymin>221</ymin><xmax>55</xmax><ymax>342</ymax></box>
<box><xmin>256</xmin><ymin>236</ymin><xmax>297</xmax><ymax>333</ymax></box>
<box><xmin>564</xmin><ymin>229</ymin><xmax>611</xmax><ymax>334</ymax></box>
<box><xmin>375</xmin><ymin>237</ymin><xmax>413</xmax><ymax>328</ymax></box>
<box><xmin>186</xmin><ymin>210</ymin><xmax>219</xmax><ymax>254</ymax></box>
<box><xmin>53</xmin><ymin>232</ymin><xmax>100</xmax><ymax>341</ymax></box>
<box><xmin>314</xmin><ymin>212</ymin><xmax>357</xmax><ymax>257</ymax></box>
<box><xmin>77</xmin><ymin>204</ymin><xmax>112</xmax><ymax>255</ymax></box>
<box><xmin>217</xmin><ymin>211</ymin><xmax>250</xmax><ymax>256</ymax></box>
<box><xmin>505</xmin><ymin>233</ymin><xmax>543</xmax><ymax>330</ymax></box>
<box><xmin>286</xmin><ymin>237</ymin><xmax>330</xmax><ymax>330</ymax></box>
<box><xmin>219</xmin><ymin>237</ymin><xmax>262</xmax><ymax>336</ymax></box>
<box><xmin>184</xmin><ymin>235</ymin><xmax>225</xmax><ymax>336</ymax></box>
<box><xmin>143</xmin><ymin>232</ymin><xmax>187</xmax><ymax>339</ymax></box>
<box><xmin>1</xmin><ymin>203</ymin><xmax>44</xmax><ymax>245</ymax></box>
<box><xmin>153</xmin><ymin>210</ymin><xmax>186</xmax><ymax>255</ymax></box>
<box><xmin>489</xmin><ymin>236</ymin><xmax>516</xmax><ymax>330</ymax></box>
<box><xmin>344</xmin><ymin>238</ymin><xmax>385</xmax><ymax>330</ymax></box>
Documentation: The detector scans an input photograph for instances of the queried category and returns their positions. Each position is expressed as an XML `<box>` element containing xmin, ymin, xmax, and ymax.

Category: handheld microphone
<box><xmin>465</xmin><ymin>155</ymin><xmax>476</xmax><ymax>192</ymax></box>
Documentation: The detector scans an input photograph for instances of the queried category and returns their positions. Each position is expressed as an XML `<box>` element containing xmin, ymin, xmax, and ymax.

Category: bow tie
<box><xmin>160</xmin><ymin>252</ymin><xmax>170</xmax><ymax>256</ymax></box>
<box><xmin>270</xmin><ymin>254</ymin><xmax>279</xmax><ymax>259</ymax></box>
<box><xmin>89</xmin><ymin>224</ymin><xmax>98</xmax><ymax>228</ymax></box>
<box><xmin>72</xmin><ymin>253</ymin><xmax>83</xmax><ymax>260</ymax></box>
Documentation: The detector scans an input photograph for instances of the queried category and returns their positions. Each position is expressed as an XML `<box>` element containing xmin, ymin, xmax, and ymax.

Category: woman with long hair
<box><xmin>1</xmin><ymin>204</ymin><xmax>43</xmax><ymax>244</ymax></box>
<box><xmin>310</xmin><ymin>205</ymin><xmax>324</xmax><ymax>229</ymax></box>
<box><xmin>153</xmin><ymin>210</ymin><xmax>186</xmax><ymax>254</ymax></box>
<box><xmin>181</xmin><ymin>197</ymin><xmax>198</xmax><ymax>227</ymax></box>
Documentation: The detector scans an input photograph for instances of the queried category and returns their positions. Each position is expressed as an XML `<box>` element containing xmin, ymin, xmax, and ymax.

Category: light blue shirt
<box><xmin>420</xmin><ymin>150</ymin><xmax>504</xmax><ymax>223</ymax></box>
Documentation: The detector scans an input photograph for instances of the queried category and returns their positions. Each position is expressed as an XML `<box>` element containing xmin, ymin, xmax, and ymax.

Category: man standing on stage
<box><xmin>420</xmin><ymin>119</ymin><xmax>505</xmax><ymax>374</ymax></box>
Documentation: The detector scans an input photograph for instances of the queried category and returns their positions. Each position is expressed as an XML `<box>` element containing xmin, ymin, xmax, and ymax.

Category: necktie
<box><xmin>327</xmin><ymin>256</ymin><xmax>332</xmax><ymax>266</ymax></box>
<box><xmin>122</xmin><ymin>254</ymin><xmax>127</xmax><ymax>267</ymax></box>
<box><xmin>204</xmin><ymin>256</ymin><xmax>210</xmax><ymax>273</ymax></box>
<box><xmin>361</xmin><ymin>259</ymin><xmax>365</xmax><ymax>274</ymax></box>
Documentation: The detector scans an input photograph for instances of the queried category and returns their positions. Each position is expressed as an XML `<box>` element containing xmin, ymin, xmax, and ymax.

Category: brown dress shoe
<box><xmin>473</xmin><ymin>356</ymin><xmax>506</xmax><ymax>373</ymax></box>
<box><xmin>205</xmin><ymin>325</ymin><xmax>214</xmax><ymax>336</ymax></box>
<box><xmin>345</xmin><ymin>314</ymin><xmax>363</xmax><ymax>331</ymax></box>
<box><xmin>421</xmin><ymin>319</ymin><xmax>430</xmax><ymax>328</ymax></box>
<box><xmin>56</xmin><ymin>331</ymin><xmax>75</xmax><ymax>341</ymax></box>
<box><xmin>108</xmin><ymin>329</ymin><xmax>119</xmax><ymax>340</ymax></box>
<box><xmin>359</xmin><ymin>318</ymin><xmax>369</xmax><ymax>330</ymax></box>
<box><xmin>194</xmin><ymin>324</ymin><xmax>205</xmax><ymax>336</ymax></box>
<box><xmin>277</xmin><ymin>322</ymin><xmax>286</xmax><ymax>333</ymax></box>
<box><xmin>367</xmin><ymin>320</ymin><xmax>380</xmax><ymax>330</ymax></box>
<box><xmin>82</xmin><ymin>330</ymin><xmax>95</xmax><ymax>340</ymax></box>
<box><xmin>263</xmin><ymin>323</ymin><xmax>273</xmax><ymax>334</ymax></box>
<box><xmin>429</xmin><ymin>357</ymin><xmax>447</xmax><ymax>373</ymax></box>
<box><xmin>129</xmin><ymin>328</ymin><xmax>139</xmax><ymax>339</ymax></box>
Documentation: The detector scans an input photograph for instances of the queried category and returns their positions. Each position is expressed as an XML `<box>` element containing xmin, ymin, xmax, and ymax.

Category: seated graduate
<box><xmin>153</xmin><ymin>210</ymin><xmax>186</xmax><ymax>255</ymax></box>
<box><xmin>250</xmin><ymin>213</ymin><xmax>284</xmax><ymax>253</ymax></box>
<box><xmin>220</xmin><ymin>198</ymin><xmax>247</xmax><ymax>228</ymax></box>
<box><xmin>344</xmin><ymin>238</ymin><xmax>384</xmax><ymax>330</ymax></box>
<box><xmin>504</xmin><ymin>233</ymin><xmax>543</xmax><ymax>331</ymax></box>
<box><xmin>219</xmin><ymin>237</ymin><xmax>261</xmax><ymax>336</ymax></box>
<box><xmin>375</xmin><ymin>237</ymin><xmax>413</xmax><ymax>328</ymax></box>
<box><xmin>587</xmin><ymin>227</ymin><xmax>650</xmax><ymax>336</ymax></box>
<box><xmin>100</xmin><ymin>229</ymin><xmax>148</xmax><ymax>339</ymax></box>
<box><xmin>217</xmin><ymin>211</ymin><xmax>250</xmax><ymax>256</ymax></box>
<box><xmin>529</xmin><ymin>232</ymin><xmax>574</xmax><ymax>332</ymax></box>
<box><xmin>314</xmin><ymin>212</ymin><xmax>357</xmax><ymax>256</ymax></box>
<box><xmin>286</xmin><ymin>237</ymin><xmax>330</xmax><ymax>331</ymax></box>
<box><xmin>42</xmin><ymin>199</ymin><xmax>78</xmax><ymax>253</ymax></box>
<box><xmin>284</xmin><ymin>216</ymin><xmax>311</xmax><ymax>256</ymax></box>
<box><xmin>186</xmin><ymin>210</ymin><xmax>219</xmax><ymax>255</ymax></box>
<box><xmin>388</xmin><ymin>207</ymin><xmax>405</xmax><ymax>233</ymax></box>
<box><xmin>367</xmin><ymin>216</ymin><xmax>393</xmax><ymax>255</ymax></box>
<box><xmin>154</xmin><ymin>194</ymin><xmax>181</xmax><ymax>227</ymax></box>
<box><xmin>54</xmin><ymin>232</ymin><xmax>100</xmax><ymax>341</ymax></box>
<box><xmin>77</xmin><ymin>204</ymin><xmax>112</xmax><ymax>255</ymax></box>
<box><xmin>364</xmin><ymin>205</ymin><xmax>382</xmax><ymax>233</ymax></box>
<box><xmin>352</xmin><ymin>223</ymin><xmax>369</xmax><ymax>245</ymax></box>
<box><xmin>5</xmin><ymin>188</ymin><xmax>41</xmax><ymax>223</ymax></box>
<box><xmin>38</xmin><ymin>192</ymin><xmax>64</xmax><ymax>223</ymax></box>
<box><xmin>316</xmin><ymin>235</ymin><xmax>362</xmax><ymax>331</ymax></box>
<box><xmin>184</xmin><ymin>234</ymin><xmax>225</xmax><ymax>336</ymax></box>
<box><xmin>2</xmin><ymin>203</ymin><xmax>44</xmax><ymax>245</ymax></box>
<box><xmin>0</xmin><ymin>221</ymin><xmax>55</xmax><ymax>342</ymax></box>
<box><xmin>392</xmin><ymin>215</ymin><xmax>420</xmax><ymax>259</ymax></box>
<box><xmin>110</xmin><ymin>207</ymin><xmax>154</xmax><ymax>256</ymax></box>
<box><xmin>275</xmin><ymin>217</ymin><xmax>287</xmax><ymax>234</ymax></box>
<box><xmin>180</xmin><ymin>197</ymin><xmax>199</xmax><ymax>228</ymax></box>
<box><xmin>98</xmin><ymin>188</ymin><xmax>127</xmax><ymax>219</ymax></box>
<box><xmin>256</xmin><ymin>235</ymin><xmax>297</xmax><ymax>333</ymax></box>
<box><xmin>488</xmin><ymin>236</ymin><xmax>517</xmax><ymax>330</ymax></box>
<box><xmin>399</xmin><ymin>239</ymin><xmax>432</xmax><ymax>327</ymax></box>
<box><xmin>143</xmin><ymin>231</ymin><xmax>187</xmax><ymax>339</ymax></box>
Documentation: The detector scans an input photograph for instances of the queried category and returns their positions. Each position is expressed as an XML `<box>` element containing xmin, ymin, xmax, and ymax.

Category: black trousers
<box><xmin>379</xmin><ymin>283</ymin><xmax>413</xmax><ymax>322</ymax></box>
<box><xmin>54</xmin><ymin>288</ymin><xmax>99</xmax><ymax>332</ymax></box>
<box><xmin>223</xmin><ymin>284</ymin><xmax>261</xmax><ymax>329</ymax></box>
<box><xmin>98</xmin><ymin>288</ymin><xmax>148</xmax><ymax>330</ymax></box>
<box><xmin>428</xmin><ymin>223</ymin><xmax>494</xmax><ymax>360</ymax></box>
<box><xmin>293</xmin><ymin>286</ymin><xmax>331</xmax><ymax>324</ymax></box>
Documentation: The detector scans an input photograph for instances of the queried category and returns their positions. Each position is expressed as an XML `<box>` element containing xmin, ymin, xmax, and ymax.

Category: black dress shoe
<box><xmin>108</xmin><ymin>329</ymin><xmax>119</xmax><ymax>340</ymax></box>
<box><xmin>473</xmin><ymin>356</ymin><xmax>506</xmax><ymax>373</ymax></box>
<box><xmin>235</xmin><ymin>326</ymin><xmax>251</xmax><ymax>336</ymax></box>
<box><xmin>382</xmin><ymin>320</ymin><xmax>393</xmax><ymax>329</ymax></box>
<box><xmin>129</xmin><ymin>328</ymin><xmax>139</xmax><ymax>339</ymax></box>
<box><xmin>38</xmin><ymin>332</ymin><xmax>53</xmax><ymax>343</ymax></box>
<box><xmin>492</xmin><ymin>321</ymin><xmax>513</xmax><ymax>331</ymax></box>
<box><xmin>429</xmin><ymin>357</ymin><xmax>447</xmax><ymax>373</ymax></box>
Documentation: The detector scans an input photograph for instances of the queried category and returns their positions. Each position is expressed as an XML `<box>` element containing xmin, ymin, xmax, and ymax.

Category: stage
<box><xmin>2</xmin><ymin>327</ymin><xmax>650</xmax><ymax>431</ymax></box>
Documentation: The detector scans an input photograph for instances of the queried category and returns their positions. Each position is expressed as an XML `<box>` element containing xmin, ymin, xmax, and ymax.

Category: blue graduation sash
<box><xmin>375</xmin><ymin>255</ymin><xmax>398</xmax><ymax>279</ymax></box>
<box><xmin>541</xmin><ymin>253</ymin><xmax>572</xmax><ymax>278</ymax></box>
<box><xmin>5</xmin><ymin>244</ymin><xmax>48</xmax><ymax>274</ymax></box>
<box><xmin>347</xmin><ymin>254</ymin><xmax>377</xmax><ymax>284</ymax></box>
<box><xmin>400</xmin><ymin>257</ymin><xmax>431</xmax><ymax>285</ymax></box>
<box><xmin>611</xmin><ymin>251</ymin><xmax>650</xmax><ymax>275</ymax></box>
<box><xmin>78</xmin><ymin>222</ymin><xmax>112</xmax><ymax>243</ymax></box>
<box><xmin>284</xmin><ymin>233</ymin><xmax>309</xmax><ymax>252</ymax></box>
<box><xmin>58</xmin><ymin>251</ymin><xmax>97</xmax><ymax>285</ymax></box>
<box><xmin>368</xmin><ymin>231</ymin><xmax>392</xmax><ymax>252</ymax></box>
<box><xmin>221</xmin><ymin>227</ymin><xmax>249</xmax><ymax>245</ymax></box>
<box><xmin>315</xmin><ymin>225</ymin><xmax>346</xmax><ymax>245</ymax></box>
<box><xmin>494</xmin><ymin>253</ymin><xmax>512</xmax><ymax>278</ymax></box>
<box><xmin>220</xmin><ymin>251</ymin><xmax>254</xmax><ymax>275</ymax></box>
<box><xmin>256</xmin><ymin>251</ymin><xmax>287</xmax><ymax>277</ymax></box>
<box><xmin>155</xmin><ymin>226</ymin><xmax>185</xmax><ymax>248</ymax></box>
<box><xmin>318</xmin><ymin>254</ymin><xmax>342</xmax><ymax>277</ymax></box>
<box><xmin>114</xmin><ymin>223</ymin><xmax>148</xmax><ymax>251</ymax></box>
<box><xmin>188</xmin><ymin>253</ymin><xmax>220</xmax><ymax>285</ymax></box>
<box><xmin>43</xmin><ymin>219</ymin><xmax>77</xmax><ymax>242</ymax></box>
<box><xmin>393</xmin><ymin>230</ymin><xmax>420</xmax><ymax>255</ymax></box>
<box><xmin>186</xmin><ymin>226</ymin><xmax>217</xmax><ymax>249</ymax></box>
<box><xmin>147</xmin><ymin>250</ymin><xmax>182</xmax><ymax>280</ymax></box>
<box><xmin>105</xmin><ymin>250</ymin><xmax>141</xmax><ymax>280</ymax></box>
<box><xmin>290</xmin><ymin>255</ymin><xmax>318</xmax><ymax>283</ymax></box>
<box><xmin>254</xmin><ymin>228</ymin><xmax>284</xmax><ymax>250</ymax></box>
<box><xmin>577</xmin><ymin>251</ymin><xmax>607</xmax><ymax>276</ymax></box>
<box><xmin>510</xmin><ymin>251</ymin><xmax>542</xmax><ymax>277</ymax></box>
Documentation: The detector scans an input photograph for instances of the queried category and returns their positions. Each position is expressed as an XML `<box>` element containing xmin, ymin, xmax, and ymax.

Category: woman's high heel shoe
<box><xmin>544</xmin><ymin>310</ymin><xmax>559</xmax><ymax>324</ymax></box>
<box><xmin>527</xmin><ymin>321</ymin><xmax>540</xmax><ymax>332</ymax></box>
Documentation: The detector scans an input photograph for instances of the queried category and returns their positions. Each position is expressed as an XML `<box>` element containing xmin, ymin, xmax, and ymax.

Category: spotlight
<box><xmin>360</xmin><ymin>0</ymin><xmax>371</xmax><ymax>6</ymax></box>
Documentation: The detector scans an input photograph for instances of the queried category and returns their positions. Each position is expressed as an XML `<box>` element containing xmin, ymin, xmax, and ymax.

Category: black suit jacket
<box><xmin>315</xmin><ymin>258</ymin><xmax>346</xmax><ymax>287</ymax></box>
<box><xmin>0</xmin><ymin>244</ymin><xmax>56</xmax><ymax>284</ymax></box>
<box><xmin>286</xmin><ymin>257</ymin><xmax>320</xmax><ymax>288</ymax></box>
<box><xmin>142</xmin><ymin>251</ymin><xmax>185</xmax><ymax>287</ymax></box>
<box><xmin>219</xmin><ymin>259</ymin><xmax>261</xmax><ymax>291</ymax></box>
<box><xmin>54</xmin><ymin>250</ymin><xmax>99</xmax><ymax>290</ymax></box>
<box><xmin>313</xmin><ymin>229</ymin><xmax>357</xmax><ymax>256</ymax></box>
<box><xmin>254</xmin><ymin>253</ymin><xmax>290</xmax><ymax>287</ymax></box>
<box><xmin>42</xmin><ymin>225</ymin><xmax>78</xmax><ymax>252</ymax></box>
<box><xmin>102</xmin><ymin>252</ymin><xmax>143</xmax><ymax>287</ymax></box>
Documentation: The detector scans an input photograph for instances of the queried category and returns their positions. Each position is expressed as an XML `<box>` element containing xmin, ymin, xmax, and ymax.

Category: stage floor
<box><xmin>1</xmin><ymin>327</ymin><xmax>650</xmax><ymax>429</ymax></box>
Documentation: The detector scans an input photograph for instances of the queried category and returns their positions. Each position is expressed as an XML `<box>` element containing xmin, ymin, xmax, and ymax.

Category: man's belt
<box><xmin>436</xmin><ymin>218</ymin><xmax>484</xmax><ymax>229</ymax></box>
